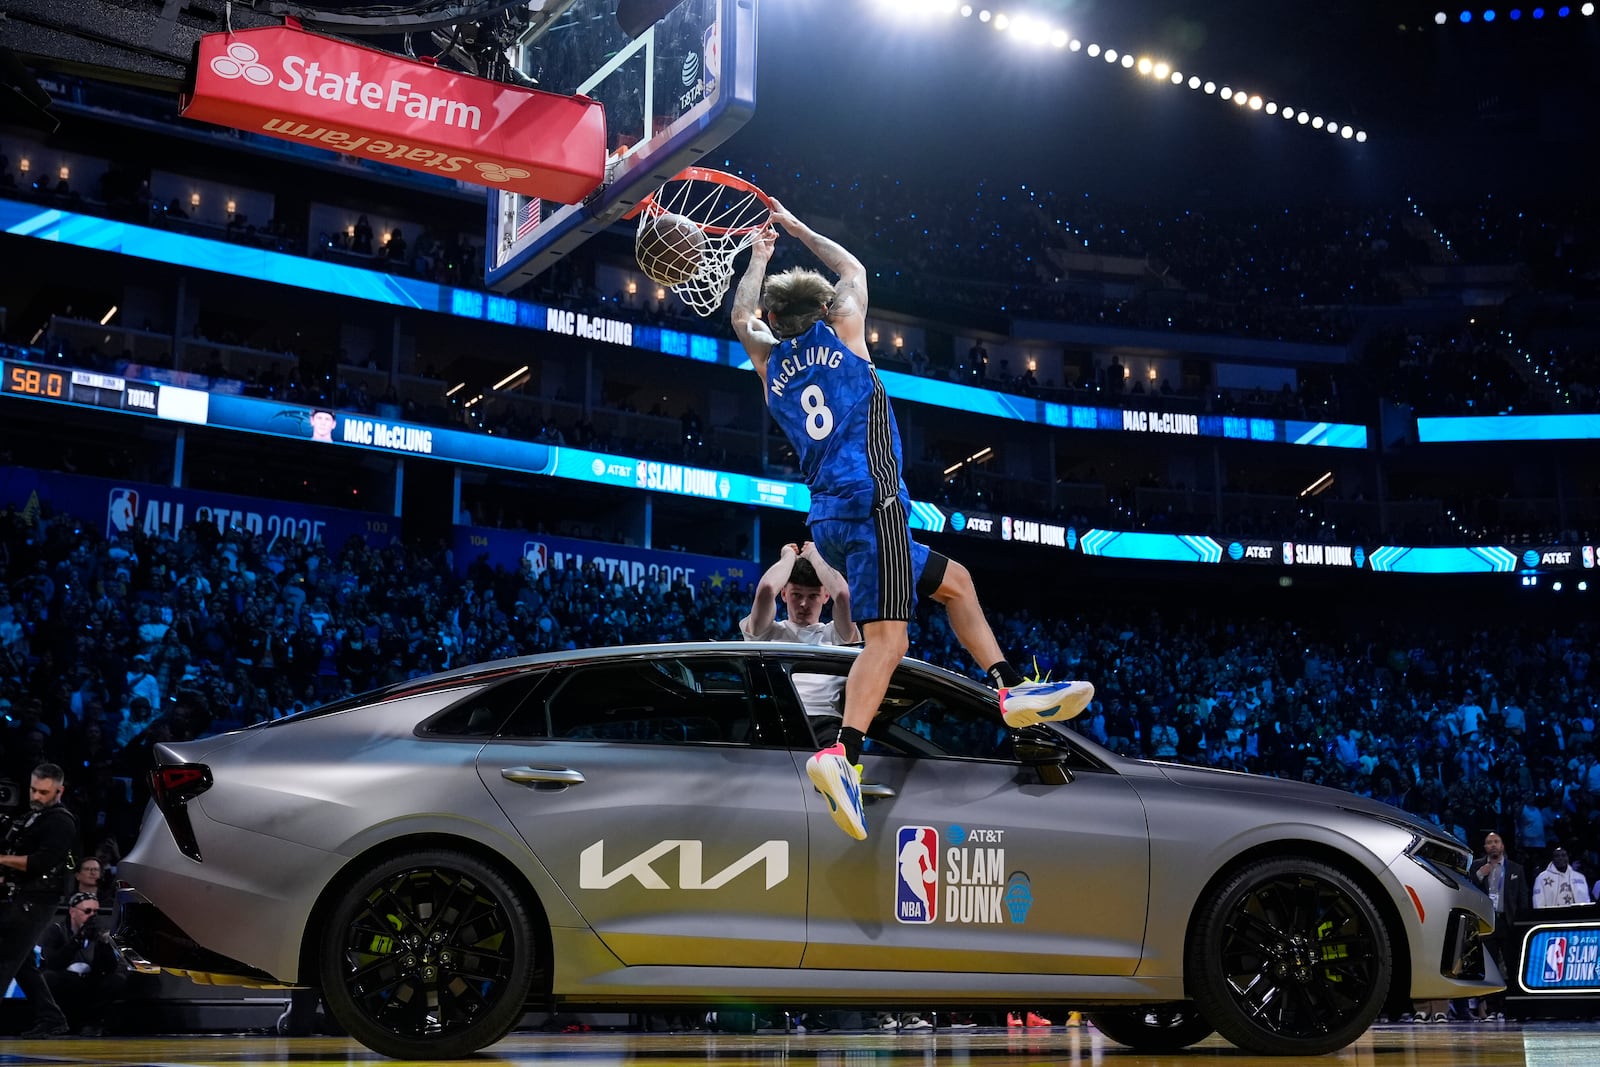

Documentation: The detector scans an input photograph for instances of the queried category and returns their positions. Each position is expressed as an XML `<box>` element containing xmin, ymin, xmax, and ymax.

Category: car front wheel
<box><xmin>1088</xmin><ymin>1005</ymin><xmax>1215</xmax><ymax>1051</ymax></box>
<box><xmin>319</xmin><ymin>849</ymin><xmax>536</xmax><ymax>1060</ymax></box>
<box><xmin>1187</xmin><ymin>857</ymin><xmax>1392</xmax><ymax>1056</ymax></box>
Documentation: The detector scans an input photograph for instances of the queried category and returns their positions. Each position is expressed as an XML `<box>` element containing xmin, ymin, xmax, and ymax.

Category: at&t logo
<box><xmin>951</xmin><ymin>512</ymin><xmax>968</xmax><ymax>532</ymax></box>
<box><xmin>211</xmin><ymin>42</ymin><xmax>273</xmax><ymax>85</ymax></box>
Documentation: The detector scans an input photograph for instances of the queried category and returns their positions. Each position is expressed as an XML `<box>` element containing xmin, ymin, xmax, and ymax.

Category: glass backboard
<box><xmin>484</xmin><ymin>0</ymin><xmax>756</xmax><ymax>291</ymax></box>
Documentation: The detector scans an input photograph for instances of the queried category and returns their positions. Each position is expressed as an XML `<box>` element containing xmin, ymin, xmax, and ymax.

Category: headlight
<box><xmin>1349</xmin><ymin>809</ymin><xmax>1472</xmax><ymax>888</ymax></box>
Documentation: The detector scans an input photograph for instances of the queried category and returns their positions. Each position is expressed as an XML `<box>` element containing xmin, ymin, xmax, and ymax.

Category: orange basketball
<box><xmin>637</xmin><ymin>212</ymin><xmax>706</xmax><ymax>286</ymax></box>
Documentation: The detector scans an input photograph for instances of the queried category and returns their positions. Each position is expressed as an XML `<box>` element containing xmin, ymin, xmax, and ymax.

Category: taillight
<box><xmin>150</xmin><ymin>762</ymin><xmax>212</xmax><ymax>860</ymax></box>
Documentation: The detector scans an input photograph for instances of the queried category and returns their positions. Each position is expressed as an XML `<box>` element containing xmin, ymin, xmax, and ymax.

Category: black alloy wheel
<box><xmin>1187</xmin><ymin>857</ymin><xmax>1392</xmax><ymax>1056</ymax></box>
<box><xmin>319</xmin><ymin>849</ymin><xmax>536</xmax><ymax>1060</ymax></box>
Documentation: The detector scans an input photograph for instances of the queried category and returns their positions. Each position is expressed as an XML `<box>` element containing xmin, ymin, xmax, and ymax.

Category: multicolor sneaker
<box><xmin>1000</xmin><ymin>679</ymin><xmax>1095</xmax><ymax>728</ymax></box>
<box><xmin>807</xmin><ymin>743</ymin><xmax>867</xmax><ymax>840</ymax></box>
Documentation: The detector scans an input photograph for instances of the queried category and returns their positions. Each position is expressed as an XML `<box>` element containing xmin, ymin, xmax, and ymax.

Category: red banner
<box><xmin>181</xmin><ymin>25</ymin><xmax>606</xmax><ymax>203</ymax></box>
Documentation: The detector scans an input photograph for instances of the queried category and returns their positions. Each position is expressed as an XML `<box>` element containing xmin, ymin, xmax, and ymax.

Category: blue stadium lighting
<box><xmin>1483</xmin><ymin>8</ymin><xmax>1495</xmax><ymax>19</ymax></box>
<box><xmin>1558</xmin><ymin>4</ymin><xmax>1570</xmax><ymax>13</ymax></box>
<box><xmin>1533</xmin><ymin>6</ymin><xmax>1545</xmax><ymax>16</ymax></box>
<box><xmin>1510</xmin><ymin>7</ymin><xmax>1521</xmax><ymax>16</ymax></box>
<box><xmin>1460</xmin><ymin>9</ymin><xmax>1473</xmax><ymax>19</ymax></box>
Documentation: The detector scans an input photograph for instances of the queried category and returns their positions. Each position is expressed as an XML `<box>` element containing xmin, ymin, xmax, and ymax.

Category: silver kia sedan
<box><xmin>118</xmin><ymin>643</ymin><xmax>1500</xmax><ymax>1059</ymax></box>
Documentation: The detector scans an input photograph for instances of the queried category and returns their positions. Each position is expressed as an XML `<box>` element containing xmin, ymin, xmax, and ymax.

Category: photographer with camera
<box><xmin>0</xmin><ymin>763</ymin><xmax>76</xmax><ymax>1038</ymax></box>
<box><xmin>39</xmin><ymin>892</ymin><xmax>126</xmax><ymax>1036</ymax></box>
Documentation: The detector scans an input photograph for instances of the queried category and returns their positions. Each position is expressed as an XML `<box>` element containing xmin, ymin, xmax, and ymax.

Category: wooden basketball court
<box><xmin>0</xmin><ymin>1022</ymin><xmax>1591</xmax><ymax>1066</ymax></box>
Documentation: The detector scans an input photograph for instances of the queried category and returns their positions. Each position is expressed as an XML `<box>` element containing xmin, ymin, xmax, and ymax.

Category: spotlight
<box><xmin>1153</xmin><ymin>61</ymin><xmax>1169</xmax><ymax>78</ymax></box>
<box><xmin>1104</xmin><ymin>48</ymin><xmax>1118</xmax><ymax>62</ymax></box>
<box><xmin>1137</xmin><ymin>56</ymin><xmax>1153</xmax><ymax>74</ymax></box>
<box><xmin>1510</xmin><ymin>6</ymin><xmax>1522</xmax><ymax>15</ymax></box>
<box><xmin>1170</xmin><ymin>70</ymin><xmax>1184</xmax><ymax>84</ymax></box>
<box><xmin>1283</xmin><ymin>106</ymin><xmax>1295</xmax><ymax>119</ymax></box>
<box><xmin>1356</xmin><ymin>130</ymin><xmax>1368</xmax><ymax>142</ymax></box>
<box><xmin>978</xmin><ymin>8</ymin><xmax>991</xmax><ymax>21</ymax></box>
<box><xmin>1086</xmin><ymin>42</ymin><xmax>1100</xmax><ymax>55</ymax></box>
<box><xmin>1120</xmin><ymin>53</ymin><xmax>1134</xmax><ymax>67</ymax></box>
<box><xmin>1584</xmin><ymin>2</ymin><xmax>1595</xmax><ymax>13</ymax></box>
<box><xmin>1050</xmin><ymin>29</ymin><xmax>1068</xmax><ymax>46</ymax></box>
<box><xmin>1484</xmin><ymin>8</ymin><xmax>1496</xmax><ymax>19</ymax></box>
<box><xmin>1248</xmin><ymin>94</ymin><xmax>1263</xmax><ymax>109</ymax></box>
<box><xmin>1435</xmin><ymin>9</ymin><xmax>1448</xmax><ymax>21</ymax></box>
<box><xmin>1218</xmin><ymin>84</ymin><xmax>1230</xmax><ymax>97</ymax></box>
<box><xmin>1312</xmin><ymin>115</ymin><xmax>1324</xmax><ymax>128</ymax></box>
<box><xmin>1460</xmin><ymin>9</ymin><xmax>1472</xmax><ymax>20</ymax></box>
<box><xmin>993</xmin><ymin>12</ymin><xmax>1009</xmax><ymax>29</ymax></box>
<box><xmin>1204</xmin><ymin>80</ymin><xmax>1216</xmax><ymax>93</ymax></box>
<box><xmin>1554</xmin><ymin>581</ymin><xmax>1563</xmax><ymax>591</ymax></box>
<box><xmin>1340</xmin><ymin>124</ymin><xmax>1353</xmax><ymax>138</ymax></box>
<box><xmin>1581</xmin><ymin>581</ymin><xmax>1589</xmax><ymax>591</ymax></box>
<box><xmin>1298</xmin><ymin>111</ymin><xmax>1310</xmax><ymax>124</ymax></box>
<box><xmin>1533</xmin><ymin>5</ymin><xmax>1544</xmax><ymax>14</ymax></box>
<box><xmin>1069</xmin><ymin>37</ymin><xmax>1081</xmax><ymax>49</ymax></box>
<box><xmin>960</xmin><ymin>3</ymin><xmax>973</xmax><ymax>13</ymax></box>
<box><xmin>1265</xmin><ymin>101</ymin><xmax>1278</xmax><ymax>114</ymax></box>
<box><xmin>1559</xmin><ymin>4</ymin><xmax>1570</xmax><ymax>14</ymax></box>
<box><xmin>1188</xmin><ymin>75</ymin><xmax>1201</xmax><ymax>88</ymax></box>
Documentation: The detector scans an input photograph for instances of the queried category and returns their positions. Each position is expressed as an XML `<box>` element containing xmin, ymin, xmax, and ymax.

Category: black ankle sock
<box><xmin>838</xmin><ymin>727</ymin><xmax>864</xmax><ymax>766</ymax></box>
<box><xmin>988</xmin><ymin>661</ymin><xmax>1024</xmax><ymax>689</ymax></box>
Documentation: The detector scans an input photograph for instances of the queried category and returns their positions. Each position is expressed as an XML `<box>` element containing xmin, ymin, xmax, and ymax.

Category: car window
<box><xmin>861</xmin><ymin>669</ymin><xmax>1013</xmax><ymax>761</ymax></box>
<box><xmin>417</xmin><ymin>673</ymin><xmax>544</xmax><ymax>739</ymax></box>
<box><xmin>860</xmin><ymin>669</ymin><xmax>1102</xmax><ymax>769</ymax></box>
<box><xmin>536</xmin><ymin>655</ymin><xmax>765</xmax><ymax>746</ymax></box>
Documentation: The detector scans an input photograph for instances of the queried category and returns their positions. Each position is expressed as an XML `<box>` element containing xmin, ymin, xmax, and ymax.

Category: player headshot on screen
<box><xmin>730</xmin><ymin>200</ymin><xmax>1093</xmax><ymax>842</ymax></box>
<box><xmin>309</xmin><ymin>409</ymin><xmax>337</xmax><ymax>443</ymax></box>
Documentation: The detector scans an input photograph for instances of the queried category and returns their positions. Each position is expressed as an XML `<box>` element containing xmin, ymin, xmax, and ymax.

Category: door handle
<box><xmin>860</xmin><ymin>782</ymin><xmax>897</xmax><ymax>799</ymax></box>
<box><xmin>501</xmin><ymin>766</ymin><xmax>585</xmax><ymax>786</ymax></box>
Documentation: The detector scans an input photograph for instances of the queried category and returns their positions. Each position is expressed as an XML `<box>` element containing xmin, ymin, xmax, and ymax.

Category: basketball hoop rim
<box><xmin>629</xmin><ymin>167</ymin><xmax>774</xmax><ymax>237</ymax></box>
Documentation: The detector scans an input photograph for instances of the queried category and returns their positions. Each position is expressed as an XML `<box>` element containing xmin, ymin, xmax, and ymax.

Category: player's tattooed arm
<box><xmin>768</xmin><ymin>197</ymin><xmax>867</xmax><ymax>319</ymax></box>
<box><xmin>732</xmin><ymin>227</ymin><xmax>778</xmax><ymax>365</ymax></box>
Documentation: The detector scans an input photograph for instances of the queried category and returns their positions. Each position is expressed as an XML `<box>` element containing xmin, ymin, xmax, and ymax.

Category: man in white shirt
<box><xmin>740</xmin><ymin>542</ymin><xmax>858</xmax><ymax>723</ymax></box>
<box><xmin>1533</xmin><ymin>847</ymin><xmax>1592</xmax><ymax>909</ymax></box>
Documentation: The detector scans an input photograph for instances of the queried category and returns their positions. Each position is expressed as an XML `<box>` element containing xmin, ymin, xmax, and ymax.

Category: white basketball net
<box><xmin>636</xmin><ymin>169</ymin><xmax>771</xmax><ymax>317</ymax></box>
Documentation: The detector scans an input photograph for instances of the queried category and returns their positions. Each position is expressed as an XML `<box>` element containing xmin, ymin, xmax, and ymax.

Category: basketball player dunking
<box><xmin>732</xmin><ymin>201</ymin><xmax>1094</xmax><ymax>840</ymax></box>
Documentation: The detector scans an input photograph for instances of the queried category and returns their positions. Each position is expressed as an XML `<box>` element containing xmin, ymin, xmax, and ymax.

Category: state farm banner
<box><xmin>182</xmin><ymin>25</ymin><xmax>606</xmax><ymax>202</ymax></box>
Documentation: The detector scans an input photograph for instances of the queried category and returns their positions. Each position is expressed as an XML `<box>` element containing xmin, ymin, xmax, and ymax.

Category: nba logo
<box><xmin>1001</xmin><ymin>517</ymin><xmax>1012</xmax><ymax>541</ymax></box>
<box><xmin>1585</xmin><ymin>546</ymin><xmax>1595</xmax><ymax>569</ymax></box>
<box><xmin>522</xmin><ymin>541</ymin><xmax>548</xmax><ymax>577</ymax></box>
<box><xmin>894</xmin><ymin>826</ymin><xmax>939</xmax><ymax>924</ymax></box>
<box><xmin>1282</xmin><ymin>541</ymin><xmax>1294</xmax><ymax>565</ymax></box>
<box><xmin>107</xmin><ymin>489</ymin><xmax>139</xmax><ymax>536</ymax></box>
<box><xmin>1544</xmin><ymin>937</ymin><xmax>1567</xmax><ymax>983</ymax></box>
<box><xmin>702</xmin><ymin>21</ymin><xmax>720</xmax><ymax>95</ymax></box>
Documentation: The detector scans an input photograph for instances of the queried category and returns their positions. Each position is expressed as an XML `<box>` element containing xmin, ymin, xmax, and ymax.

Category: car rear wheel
<box><xmin>1187</xmin><ymin>857</ymin><xmax>1391</xmax><ymax>1056</ymax></box>
<box><xmin>1088</xmin><ymin>1005</ymin><xmax>1215</xmax><ymax>1051</ymax></box>
<box><xmin>319</xmin><ymin>849</ymin><xmax>536</xmax><ymax>1060</ymax></box>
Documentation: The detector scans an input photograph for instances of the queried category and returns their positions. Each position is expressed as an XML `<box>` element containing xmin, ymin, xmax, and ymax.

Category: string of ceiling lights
<box><xmin>873</xmin><ymin>0</ymin><xmax>1369</xmax><ymax>144</ymax></box>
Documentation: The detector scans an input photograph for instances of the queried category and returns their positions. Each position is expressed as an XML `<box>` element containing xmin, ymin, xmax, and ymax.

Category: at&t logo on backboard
<box><xmin>895</xmin><ymin>826</ymin><xmax>939</xmax><ymax>924</ymax></box>
<box><xmin>107</xmin><ymin>489</ymin><xmax>140</xmax><ymax>535</ymax></box>
<box><xmin>1545</xmin><ymin>936</ymin><xmax>1567</xmax><ymax>983</ymax></box>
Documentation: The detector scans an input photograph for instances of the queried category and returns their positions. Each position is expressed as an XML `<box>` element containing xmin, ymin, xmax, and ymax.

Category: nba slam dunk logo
<box><xmin>895</xmin><ymin>826</ymin><xmax>939</xmax><ymax>923</ymax></box>
<box><xmin>1545</xmin><ymin>937</ymin><xmax>1567</xmax><ymax>983</ymax></box>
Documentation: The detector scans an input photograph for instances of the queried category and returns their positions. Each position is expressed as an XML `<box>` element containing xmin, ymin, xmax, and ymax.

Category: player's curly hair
<box><xmin>762</xmin><ymin>268</ymin><xmax>836</xmax><ymax>339</ymax></box>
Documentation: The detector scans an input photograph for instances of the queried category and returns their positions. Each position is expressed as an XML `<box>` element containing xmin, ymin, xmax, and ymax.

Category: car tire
<box><xmin>318</xmin><ymin>849</ymin><xmax>537</xmax><ymax>1060</ymax></box>
<box><xmin>1186</xmin><ymin>857</ymin><xmax>1392</xmax><ymax>1057</ymax></box>
<box><xmin>1088</xmin><ymin>1005</ymin><xmax>1215</xmax><ymax>1051</ymax></box>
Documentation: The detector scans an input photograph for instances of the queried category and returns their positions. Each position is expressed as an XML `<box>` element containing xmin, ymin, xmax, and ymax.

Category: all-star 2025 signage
<box><xmin>182</xmin><ymin>24</ymin><xmax>606</xmax><ymax>202</ymax></box>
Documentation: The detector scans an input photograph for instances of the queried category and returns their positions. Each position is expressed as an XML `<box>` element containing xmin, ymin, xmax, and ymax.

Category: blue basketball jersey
<box><xmin>764</xmin><ymin>321</ymin><xmax>906</xmax><ymax>522</ymax></box>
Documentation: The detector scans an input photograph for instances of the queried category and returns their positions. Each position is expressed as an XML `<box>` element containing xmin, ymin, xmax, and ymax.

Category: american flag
<box><xmin>514</xmin><ymin>196</ymin><xmax>541</xmax><ymax>241</ymax></box>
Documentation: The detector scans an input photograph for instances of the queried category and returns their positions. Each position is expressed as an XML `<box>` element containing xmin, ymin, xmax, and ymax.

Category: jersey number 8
<box><xmin>800</xmin><ymin>384</ymin><xmax>834</xmax><ymax>441</ymax></box>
